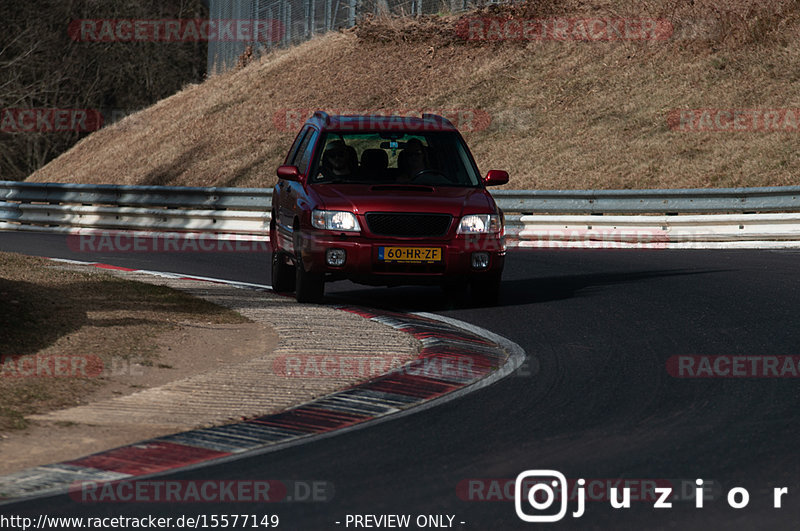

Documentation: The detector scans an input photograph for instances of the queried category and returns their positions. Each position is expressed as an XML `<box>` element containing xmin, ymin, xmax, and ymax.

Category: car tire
<box><xmin>471</xmin><ymin>272</ymin><xmax>501</xmax><ymax>306</ymax></box>
<box><xmin>295</xmin><ymin>254</ymin><xmax>324</xmax><ymax>303</ymax></box>
<box><xmin>271</xmin><ymin>251</ymin><xmax>296</xmax><ymax>293</ymax></box>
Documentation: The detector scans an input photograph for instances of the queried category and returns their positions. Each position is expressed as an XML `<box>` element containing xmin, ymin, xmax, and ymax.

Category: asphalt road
<box><xmin>2</xmin><ymin>232</ymin><xmax>800</xmax><ymax>529</ymax></box>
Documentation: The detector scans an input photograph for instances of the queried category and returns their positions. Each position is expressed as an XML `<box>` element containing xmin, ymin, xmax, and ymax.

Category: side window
<box><xmin>286</xmin><ymin>127</ymin><xmax>310</xmax><ymax>165</ymax></box>
<box><xmin>294</xmin><ymin>129</ymin><xmax>319</xmax><ymax>175</ymax></box>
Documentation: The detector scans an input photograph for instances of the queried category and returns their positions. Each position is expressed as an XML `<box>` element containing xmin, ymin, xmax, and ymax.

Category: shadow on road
<box><xmin>323</xmin><ymin>268</ymin><xmax>728</xmax><ymax>312</ymax></box>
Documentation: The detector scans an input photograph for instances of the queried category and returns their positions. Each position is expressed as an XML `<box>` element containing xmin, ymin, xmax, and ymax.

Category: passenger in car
<box><xmin>397</xmin><ymin>138</ymin><xmax>429</xmax><ymax>182</ymax></box>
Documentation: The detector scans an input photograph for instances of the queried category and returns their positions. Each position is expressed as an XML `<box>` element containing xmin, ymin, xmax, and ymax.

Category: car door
<box><xmin>278</xmin><ymin>126</ymin><xmax>318</xmax><ymax>253</ymax></box>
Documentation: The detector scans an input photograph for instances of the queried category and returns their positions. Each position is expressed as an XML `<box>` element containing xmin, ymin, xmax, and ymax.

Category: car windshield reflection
<box><xmin>311</xmin><ymin>132</ymin><xmax>481</xmax><ymax>187</ymax></box>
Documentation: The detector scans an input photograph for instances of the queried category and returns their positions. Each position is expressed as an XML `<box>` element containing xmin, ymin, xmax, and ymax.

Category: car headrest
<box><xmin>361</xmin><ymin>149</ymin><xmax>389</xmax><ymax>172</ymax></box>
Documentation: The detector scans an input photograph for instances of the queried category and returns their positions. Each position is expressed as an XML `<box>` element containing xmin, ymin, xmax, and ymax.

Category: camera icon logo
<box><xmin>514</xmin><ymin>470</ymin><xmax>568</xmax><ymax>523</ymax></box>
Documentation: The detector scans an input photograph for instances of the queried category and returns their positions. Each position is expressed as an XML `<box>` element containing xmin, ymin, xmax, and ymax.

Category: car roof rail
<box><xmin>312</xmin><ymin>110</ymin><xmax>331</xmax><ymax>125</ymax></box>
<box><xmin>421</xmin><ymin>113</ymin><xmax>454</xmax><ymax>128</ymax></box>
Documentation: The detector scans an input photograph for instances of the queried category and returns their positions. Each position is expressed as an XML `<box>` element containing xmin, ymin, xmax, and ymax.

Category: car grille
<box><xmin>365</xmin><ymin>213</ymin><xmax>452</xmax><ymax>237</ymax></box>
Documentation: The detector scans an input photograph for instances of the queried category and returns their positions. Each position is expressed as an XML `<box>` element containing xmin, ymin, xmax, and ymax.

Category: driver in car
<box><xmin>321</xmin><ymin>140</ymin><xmax>357</xmax><ymax>179</ymax></box>
<box><xmin>397</xmin><ymin>138</ymin><xmax>429</xmax><ymax>182</ymax></box>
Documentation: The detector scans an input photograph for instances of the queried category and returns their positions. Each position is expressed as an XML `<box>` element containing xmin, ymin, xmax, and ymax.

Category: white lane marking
<box><xmin>48</xmin><ymin>257</ymin><xmax>273</xmax><ymax>290</ymax></box>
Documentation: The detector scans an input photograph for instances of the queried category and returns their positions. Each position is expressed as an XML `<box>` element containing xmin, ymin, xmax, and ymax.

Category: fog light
<box><xmin>471</xmin><ymin>252</ymin><xmax>490</xmax><ymax>269</ymax></box>
<box><xmin>326</xmin><ymin>248</ymin><xmax>346</xmax><ymax>267</ymax></box>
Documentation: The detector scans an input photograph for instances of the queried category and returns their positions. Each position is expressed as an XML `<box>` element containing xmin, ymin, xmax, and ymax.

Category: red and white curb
<box><xmin>0</xmin><ymin>260</ymin><xmax>526</xmax><ymax>504</ymax></box>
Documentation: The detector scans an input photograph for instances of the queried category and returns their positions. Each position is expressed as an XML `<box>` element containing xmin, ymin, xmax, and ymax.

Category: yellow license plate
<box><xmin>379</xmin><ymin>246</ymin><xmax>442</xmax><ymax>263</ymax></box>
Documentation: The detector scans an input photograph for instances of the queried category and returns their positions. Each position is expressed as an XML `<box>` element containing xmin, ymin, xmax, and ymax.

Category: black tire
<box><xmin>471</xmin><ymin>272</ymin><xmax>501</xmax><ymax>306</ymax></box>
<box><xmin>271</xmin><ymin>251</ymin><xmax>295</xmax><ymax>293</ymax></box>
<box><xmin>295</xmin><ymin>254</ymin><xmax>324</xmax><ymax>303</ymax></box>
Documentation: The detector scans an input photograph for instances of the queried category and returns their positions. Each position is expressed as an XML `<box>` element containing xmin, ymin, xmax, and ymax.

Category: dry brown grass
<box><xmin>0</xmin><ymin>252</ymin><xmax>247</xmax><ymax>431</ymax></box>
<box><xmin>27</xmin><ymin>0</ymin><xmax>800</xmax><ymax>189</ymax></box>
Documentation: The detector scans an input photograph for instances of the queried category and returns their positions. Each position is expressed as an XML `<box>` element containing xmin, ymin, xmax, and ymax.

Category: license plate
<box><xmin>379</xmin><ymin>246</ymin><xmax>442</xmax><ymax>263</ymax></box>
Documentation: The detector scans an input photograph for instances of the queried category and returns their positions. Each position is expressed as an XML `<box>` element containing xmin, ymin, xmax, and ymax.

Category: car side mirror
<box><xmin>277</xmin><ymin>165</ymin><xmax>302</xmax><ymax>182</ymax></box>
<box><xmin>484</xmin><ymin>170</ymin><xmax>509</xmax><ymax>186</ymax></box>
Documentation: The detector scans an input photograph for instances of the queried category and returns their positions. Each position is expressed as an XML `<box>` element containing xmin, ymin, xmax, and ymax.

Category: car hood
<box><xmin>311</xmin><ymin>184</ymin><xmax>496</xmax><ymax>217</ymax></box>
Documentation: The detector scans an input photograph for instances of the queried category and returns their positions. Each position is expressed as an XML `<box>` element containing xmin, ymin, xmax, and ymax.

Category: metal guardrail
<box><xmin>508</xmin><ymin>213</ymin><xmax>800</xmax><ymax>249</ymax></box>
<box><xmin>0</xmin><ymin>182</ymin><xmax>272</xmax><ymax>209</ymax></box>
<box><xmin>490</xmin><ymin>187</ymin><xmax>800</xmax><ymax>214</ymax></box>
<box><xmin>3</xmin><ymin>181</ymin><xmax>800</xmax><ymax>248</ymax></box>
<box><xmin>0</xmin><ymin>181</ymin><xmax>272</xmax><ymax>238</ymax></box>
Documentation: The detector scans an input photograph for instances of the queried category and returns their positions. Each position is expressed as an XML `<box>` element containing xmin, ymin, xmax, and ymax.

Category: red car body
<box><xmin>270</xmin><ymin>112</ymin><xmax>509</xmax><ymax>303</ymax></box>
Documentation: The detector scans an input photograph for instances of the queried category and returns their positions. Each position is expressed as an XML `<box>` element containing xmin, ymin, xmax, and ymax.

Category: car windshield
<box><xmin>310</xmin><ymin>132</ymin><xmax>481</xmax><ymax>187</ymax></box>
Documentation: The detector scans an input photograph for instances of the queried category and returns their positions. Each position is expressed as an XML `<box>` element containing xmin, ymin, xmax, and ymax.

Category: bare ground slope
<box><xmin>28</xmin><ymin>0</ymin><xmax>800</xmax><ymax>189</ymax></box>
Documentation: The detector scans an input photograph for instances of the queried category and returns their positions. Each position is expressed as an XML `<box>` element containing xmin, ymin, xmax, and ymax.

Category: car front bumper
<box><xmin>296</xmin><ymin>231</ymin><xmax>505</xmax><ymax>283</ymax></box>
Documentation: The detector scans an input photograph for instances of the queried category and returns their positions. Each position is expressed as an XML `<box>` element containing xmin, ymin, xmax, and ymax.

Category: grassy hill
<box><xmin>27</xmin><ymin>0</ymin><xmax>800</xmax><ymax>189</ymax></box>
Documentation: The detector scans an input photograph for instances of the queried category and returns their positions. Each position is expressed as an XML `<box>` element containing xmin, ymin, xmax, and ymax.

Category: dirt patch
<box><xmin>77</xmin><ymin>321</ymin><xmax>278</xmax><ymax>404</ymax></box>
<box><xmin>0</xmin><ymin>320</ymin><xmax>277</xmax><ymax>475</ymax></box>
<box><xmin>0</xmin><ymin>252</ymin><xmax>250</xmax><ymax>432</ymax></box>
<box><xmin>0</xmin><ymin>259</ymin><xmax>421</xmax><ymax>477</ymax></box>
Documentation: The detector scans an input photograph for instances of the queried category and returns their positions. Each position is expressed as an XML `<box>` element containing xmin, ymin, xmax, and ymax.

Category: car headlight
<box><xmin>457</xmin><ymin>214</ymin><xmax>501</xmax><ymax>234</ymax></box>
<box><xmin>311</xmin><ymin>210</ymin><xmax>361</xmax><ymax>232</ymax></box>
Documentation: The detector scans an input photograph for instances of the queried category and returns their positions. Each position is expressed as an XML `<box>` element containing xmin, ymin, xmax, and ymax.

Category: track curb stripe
<box><xmin>0</xmin><ymin>260</ymin><xmax>524</xmax><ymax>504</ymax></box>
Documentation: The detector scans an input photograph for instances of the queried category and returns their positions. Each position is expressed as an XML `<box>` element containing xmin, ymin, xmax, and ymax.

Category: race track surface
<box><xmin>2</xmin><ymin>232</ymin><xmax>799</xmax><ymax>529</ymax></box>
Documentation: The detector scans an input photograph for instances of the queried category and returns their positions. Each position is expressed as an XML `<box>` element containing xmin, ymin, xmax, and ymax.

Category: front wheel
<box><xmin>295</xmin><ymin>255</ymin><xmax>325</xmax><ymax>303</ymax></box>
<box><xmin>271</xmin><ymin>251</ymin><xmax>295</xmax><ymax>293</ymax></box>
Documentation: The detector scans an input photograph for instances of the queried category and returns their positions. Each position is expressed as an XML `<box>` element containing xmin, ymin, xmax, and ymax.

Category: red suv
<box><xmin>270</xmin><ymin>112</ymin><xmax>509</xmax><ymax>303</ymax></box>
